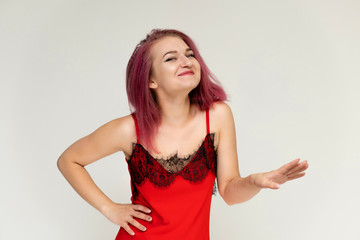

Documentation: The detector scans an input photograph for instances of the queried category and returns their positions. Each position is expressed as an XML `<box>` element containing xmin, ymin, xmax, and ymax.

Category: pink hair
<box><xmin>126</xmin><ymin>29</ymin><xmax>227</xmax><ymax>151</ymax></box>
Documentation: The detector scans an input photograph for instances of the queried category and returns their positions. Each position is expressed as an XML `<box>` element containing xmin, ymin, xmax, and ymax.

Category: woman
<box><xmin>57</xmin><ymin>29</ymin><xmax>309</xmax><ymax>239</ymax></box>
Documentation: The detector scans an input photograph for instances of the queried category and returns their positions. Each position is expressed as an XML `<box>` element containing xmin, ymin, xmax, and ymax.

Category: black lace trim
<box><xmin>127</xmin><ymin>133</ymin><xmax>217</xmax><ymax>198</ymax></box>
<box><xmin>213</xmin><ymin>178</ymin><xmax>217</xmax><ymax>195</ymax></box>
<box><xmin>133</xmin><ymin>134</ymin><xmax>215</xmax><ymax>173</ymax></box>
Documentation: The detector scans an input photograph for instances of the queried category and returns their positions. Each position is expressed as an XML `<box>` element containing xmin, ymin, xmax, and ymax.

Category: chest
<box><xmin>127</xmin><ymin>133</ymin><xmax>217</xmax><ymax>195</ymax></box>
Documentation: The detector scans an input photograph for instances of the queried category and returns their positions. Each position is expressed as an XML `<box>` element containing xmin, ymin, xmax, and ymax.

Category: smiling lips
<box><xmin>178</xmin><ymin>70</ymin><xmax>194</xmax><ymax>76</ymax></box>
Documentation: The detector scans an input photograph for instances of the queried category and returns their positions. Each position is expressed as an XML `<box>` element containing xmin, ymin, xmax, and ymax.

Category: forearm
<box><xmin>222</xmin><ymin>175</ymin><xmax>261</xmax><ymax>205</ymax></box>
<box><xmin>57</xmin><ymin>158</ymin><xmax>114</xmax><ymax>214</ymax></box>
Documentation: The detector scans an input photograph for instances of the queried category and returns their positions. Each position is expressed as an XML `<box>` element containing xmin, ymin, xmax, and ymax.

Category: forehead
<box><xmin>150</xmin><ymin>36</ymin><xmax>190</xmax><ymax>58</ymax></box>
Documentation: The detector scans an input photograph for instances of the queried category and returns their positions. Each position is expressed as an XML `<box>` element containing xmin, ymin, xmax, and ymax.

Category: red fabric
<box><xmin>116</xmin><ymin>110</ymin><xmax>216</xmax><ymax>240</ymax></box>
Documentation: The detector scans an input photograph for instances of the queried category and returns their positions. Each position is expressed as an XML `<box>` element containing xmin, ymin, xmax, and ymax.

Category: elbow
<box><xmin>221</xmin><ymin>194</ymin><xmax>238</xmax><ymax>206</ymax></box>
<box><xmin>218</xmin><ymin>177</ymin><xmax>242</xmax><ymax>206</ymax></box>
<box><xmin>225</xmin><ymin>200</ymin><xmax>237</xmax><ymax>206</ymax></box>
<box><xmin>220</xmin><ymin>189</ymin><xmax>244</xmax><ymax>206</ymax></box>
<box><xmin>57</xmin><ymin>155</ymin><xmax>84</xmax><ymax>175</ymax></box>
<box><xmin>219</xmin><ymin>186</ymin><xmax>236</xmax><ymax>206</ymax></box>
<box><xmin>57</xmin><ymin>156</ymin><xmax>66</xmax><ymax>173</ymax></box>
<box><xmin>57</xmin><ymin>154</ymin><xmax>74</xmax><ymax>173</ymax></box>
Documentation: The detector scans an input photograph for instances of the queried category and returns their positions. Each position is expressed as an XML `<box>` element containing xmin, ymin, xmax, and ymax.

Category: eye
<box><xmin>165</xmin><ymin>57</ymin><xmax>176</xmax><ymax>62</ymax></box>
<box><xmin>187</xmin><ymin>53</ymin><xmax>195</xmax><ymax>58</ymax></box>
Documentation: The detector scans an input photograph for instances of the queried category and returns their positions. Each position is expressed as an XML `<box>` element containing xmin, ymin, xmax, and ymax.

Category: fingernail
<box><xmin>143</xmin><ymin>227</ymin><xmax>147</xmax><ymax>231</ymax></box>
<box><xmin>147</xmin><ymin>209</ymin><xmax>151</xmax><ymax>213</ymax></box>
<box><xmin>131</xmin><ymin>232</ymin><xmax>135</xmax><ymax>236</ymax></box>
<box><xmin>148</xmin><ymin>216</ymin><xmax>152</xmax><ymax>221</ymax></box>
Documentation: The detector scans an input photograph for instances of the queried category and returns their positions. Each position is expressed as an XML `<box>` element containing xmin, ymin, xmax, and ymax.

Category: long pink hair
<box><xmin>126</xmin><ymin>29</ymin><xmax>227</xmax><ymax>151</ymax></box>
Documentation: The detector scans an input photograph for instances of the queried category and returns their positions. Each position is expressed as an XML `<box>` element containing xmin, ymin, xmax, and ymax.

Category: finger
<box><xmin>278</xmin><ymin>158</ymin><xmax>300</xmax><ymax>174</ymax></box>
<box><xmin>133</xmin><ymin>211</ymin><xmax>152</xmax><ymax>222</ymax></box>
<box><xmin>288</xmin><ymin>172</ymin><xmax>306</xmax><ymax>180</ymax></box>
<box><xmin>133</xmin><ymin>204</ymin><xmax>151</xmax><ymax>213</ymax></box>
<box><xmin>122</xmin><ymin>223</ymin><xmax>135</xmax><ymax>236</ymax></box>
<box><xmin>129</xmin><ymin>218</ymin><xmax>147</xmax><ymax>232</ymax></box>
<box><xmin>286</xmin><ymin>161</ymin><xmax>308</xmax><ymax>176</ymax></box>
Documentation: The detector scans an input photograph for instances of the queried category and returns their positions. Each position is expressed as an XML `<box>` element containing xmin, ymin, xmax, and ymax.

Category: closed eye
<box><xmin>164</xmin><ymin>52</ymin><xmax>194</xmax><ymax>62</ymax></box>
<box><xmin>165</xmin><ymin>57</ymin><xmax>176</xmax><ymax>62</ymax></box>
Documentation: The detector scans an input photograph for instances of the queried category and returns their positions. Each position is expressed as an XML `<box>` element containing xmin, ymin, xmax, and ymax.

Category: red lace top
<box><xmin>115</xmin><ymin>109</ymin><xmax>217</xmax><ymax>240</ymax></box>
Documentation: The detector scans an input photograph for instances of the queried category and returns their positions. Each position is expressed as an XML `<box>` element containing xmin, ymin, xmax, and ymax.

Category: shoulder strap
<box><xmin>206</xmin><ymin>109</ymin><xmax>210</xmax><ymax>134</ymax></box>
<box><xmin>131</xmin><ymin>113</ymin><xmax>140</xmax><ymax>144</ymax></box>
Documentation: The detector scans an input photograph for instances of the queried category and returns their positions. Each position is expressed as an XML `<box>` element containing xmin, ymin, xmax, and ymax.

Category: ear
<box><xmin>149</xmin><ymin>78</ymin><xmax>158</xmax><ymax>89</ymax></box>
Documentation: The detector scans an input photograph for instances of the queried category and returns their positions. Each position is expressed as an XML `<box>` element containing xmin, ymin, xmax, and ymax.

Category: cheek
<box><xmin>157</xmin><ymin>64</ymin><xmax>175</xmax><ymax>75</ymax></box>
<box><xmin>195</xmin><ymin>61</ymin><xmax>201</xmax><ymax>77</ymax></box>
<box><xmin>193</xmin><ymin>59</ymin><xmax>200</xmax><ymax>69</ymax></box>
<box><xmin>151</xmin><ymin>65</ymin><xmax>173</xmax><ymax>86</ymax></box>
<box><xmin>150</xmin><ymin>64</ymin><xmax>164</xmax><ymax>83</ymax></box>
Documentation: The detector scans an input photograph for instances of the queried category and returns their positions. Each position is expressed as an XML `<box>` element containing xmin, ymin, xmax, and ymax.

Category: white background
<box><xmin>1</xmin><ymin>0</ymin><xmax>359</xmax><ymax>239</ymax></box>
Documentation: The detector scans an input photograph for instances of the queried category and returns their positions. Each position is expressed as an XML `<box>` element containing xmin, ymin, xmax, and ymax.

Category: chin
<box><xmin>183</xmin><ymin>78</ymin><xmax>200</xmax><ymax>89</ymax></box>
<box><xmin>183</xmin><ymin>81</ymin><xmax>200</xmax><ymax>95</ymax></box>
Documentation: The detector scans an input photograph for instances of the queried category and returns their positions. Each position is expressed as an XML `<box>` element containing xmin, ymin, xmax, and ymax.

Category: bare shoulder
<box><xmin>207</xmin><ymin>102</ymin><xmax>235</xmax><ymax>150</ymax></box>
<box><xmin>58</xmin><ymin>114</ymin><xmax>137</xmax><ymax>166</ymax></box>
<box><xmin>209</xmin><ymin>101</ymin><xmax>234</xmax><ymax>130</ymax></box>
<box><xmin>210</xmin><ymin>101</ymin><xmax>232</xmax><ymax>115</ymax></box>
<box><xmin>107</xmin><ymin>114</ymin><xmax>136</xmax><ymax>141</ymax></box>
<box><xmin>100</xmin><ymin>114</ymin><xmax>137</xmax><ymax>155</ymax></box>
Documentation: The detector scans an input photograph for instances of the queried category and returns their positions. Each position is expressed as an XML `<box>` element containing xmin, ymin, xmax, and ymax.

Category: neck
<box><xmin>157</xmin><ymin>95</ymin><xmax>194</xmax><ymax>128</ymax></box>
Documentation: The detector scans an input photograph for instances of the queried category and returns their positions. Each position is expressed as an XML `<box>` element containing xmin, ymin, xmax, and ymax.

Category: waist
<box><xmin>115</xmin><ymin>174</ymin><xmax>215</xmax><ymax>240</ymax></box>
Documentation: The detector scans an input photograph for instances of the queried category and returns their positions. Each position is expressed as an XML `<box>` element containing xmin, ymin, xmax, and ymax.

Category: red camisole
<box><xmin>115</xmin><ymin>109</ymin><xmax>217</xmax><ymax>240</ymax></box>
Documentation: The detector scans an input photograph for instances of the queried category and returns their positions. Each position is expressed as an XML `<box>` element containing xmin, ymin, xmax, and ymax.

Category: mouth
<box><xmin>178</xmin><ymin>70</ymin><xmax>194</xmax><ymax>76</ymax></box>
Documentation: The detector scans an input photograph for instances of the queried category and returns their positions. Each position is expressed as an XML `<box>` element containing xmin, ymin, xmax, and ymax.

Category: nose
<box><xmin>179</xmin><ymin>54</ymin><xmax>192</xmax><ymax>68</ymax></box>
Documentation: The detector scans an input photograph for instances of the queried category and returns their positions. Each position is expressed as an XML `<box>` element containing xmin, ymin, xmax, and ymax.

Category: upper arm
<box><xmin>211</xmin><ymin>102</ymin><xmax>240</xmax><ymax>196</ymax></box>
<box><xmin>58</xmin><ymin>115</ymin><xmax>135</xmax><ymax>167</ymax></box>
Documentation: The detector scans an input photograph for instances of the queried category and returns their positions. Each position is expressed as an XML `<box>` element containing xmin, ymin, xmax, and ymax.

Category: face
<box><xmin>149</xmin><ymin>36</ymin><xmax>201</xmax><ymax>96</ymax></box>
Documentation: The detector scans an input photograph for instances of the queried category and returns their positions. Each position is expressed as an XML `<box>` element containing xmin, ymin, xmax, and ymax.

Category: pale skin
<box><xmin>57</xmin><ymin>36</ymin><xmax>309</xmax><ymax>236</ymax></box>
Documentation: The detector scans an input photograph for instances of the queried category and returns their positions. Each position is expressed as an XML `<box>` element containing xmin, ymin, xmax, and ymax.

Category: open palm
<box><xmin>252</xmin><ymin>158</ymin><xmax>309</xmax><ymax>189</ymax></box>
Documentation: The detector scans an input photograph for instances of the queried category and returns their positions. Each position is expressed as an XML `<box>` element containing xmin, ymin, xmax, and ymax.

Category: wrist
<box><xmin>100</xmin><ymin>201</ymin><xmax>116</xmax><ymax>216</ymax></box>
<box><xmin>247</xmin><ymin>174</ymin><xmax>260</xmax><ymax>189</ymax></box>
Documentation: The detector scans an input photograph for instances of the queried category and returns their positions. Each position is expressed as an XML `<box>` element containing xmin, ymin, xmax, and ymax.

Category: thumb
<box><xmin>264</xmin><ymin>179</ymin><xmax>280</xmax><ymax>189</ymax></box>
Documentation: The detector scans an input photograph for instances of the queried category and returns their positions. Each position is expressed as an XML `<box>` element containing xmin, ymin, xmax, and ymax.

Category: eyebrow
<box><xmin>163</xmin><ymin>48</ymin><xmax>193</xmax><ymax>58</ymax></box>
